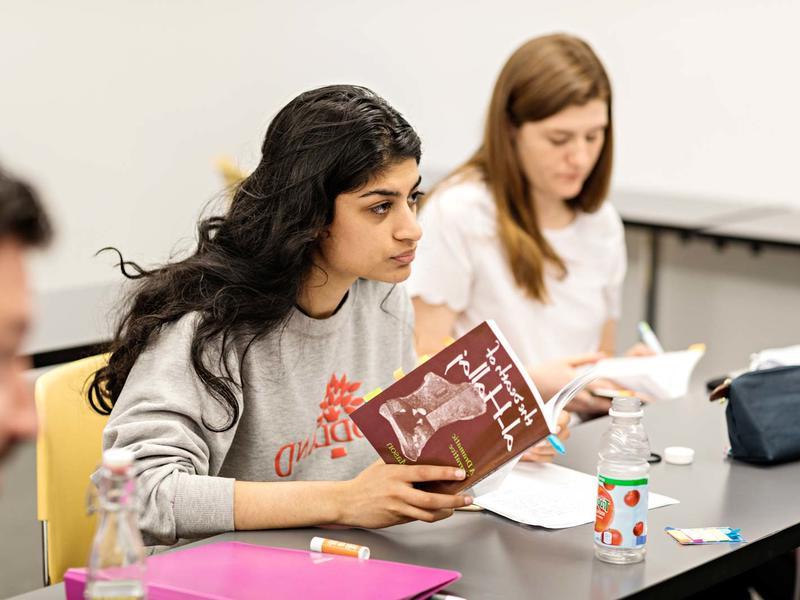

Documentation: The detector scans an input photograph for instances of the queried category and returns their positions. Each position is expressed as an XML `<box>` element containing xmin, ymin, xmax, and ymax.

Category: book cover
<box><xmin>65</xmin><ymin>541</ymin><xmax>460</xmax><ymax>600</ymax></box>
<box><xmin>348</xmin><ymin>320</ymin><xmax>555</xmax><ymax>495</ymax></box>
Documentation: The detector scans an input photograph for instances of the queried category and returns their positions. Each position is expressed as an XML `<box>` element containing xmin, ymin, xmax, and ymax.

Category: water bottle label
<box><xmin>594</xmin><ymin>475</ymin><xmax>648</xmax><ymax>549</ymax></box>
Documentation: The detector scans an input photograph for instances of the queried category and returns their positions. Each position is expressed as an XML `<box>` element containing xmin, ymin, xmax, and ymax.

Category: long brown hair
<box><xmin>437</xmin><ymin>33</ymin><xmax>613</xmax><ymax>301</ymax></box>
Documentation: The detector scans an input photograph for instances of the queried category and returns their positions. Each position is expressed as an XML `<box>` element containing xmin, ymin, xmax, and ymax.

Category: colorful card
<box><xmin>665</xmin><ymin>526</ymin><xmax>745</xmax><ymax>545</ymax></box>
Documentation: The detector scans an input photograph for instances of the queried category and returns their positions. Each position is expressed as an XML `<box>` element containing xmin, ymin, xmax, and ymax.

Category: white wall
<box><xmin>1</xmin><ymin>0</ymin><xmax>798</xmax><ymax>294</ymax></box>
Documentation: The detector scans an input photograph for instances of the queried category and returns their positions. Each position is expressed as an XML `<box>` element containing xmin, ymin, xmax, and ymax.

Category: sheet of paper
<box><xmin>464</xmin><ymin>454</ymin><xmax>523</xmax><ymax>497</ymax></box>
<box><xmin>474</xmin><ymin>462</ymin><xmax>679</xmax><ymax>529</ymax></box>
<box><xmin>589</xmin><ymin>348</ymin><xmax>705</xmax><ymax>400</ymax></box>
<box><xmin>542</xmin><ymin>348</ymin><xmax>706</xmax><ymax>424</ymax></box>
<box><xmin>750</xmin><ymin>344</ymin><xmax>800</xmax><ymax>370</ymax></box>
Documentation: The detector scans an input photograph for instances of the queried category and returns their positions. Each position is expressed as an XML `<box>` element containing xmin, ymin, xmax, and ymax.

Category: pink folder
<box><xmin>65</xmin><ymin>541</ymin><xmax>461</xmax><ymax>600</ymax></box>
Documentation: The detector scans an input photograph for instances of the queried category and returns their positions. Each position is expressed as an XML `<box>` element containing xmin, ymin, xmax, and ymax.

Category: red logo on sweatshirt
<box><xmin>317</xmin><ymin>373</ymin><xmax>364</xmax><ymax>425</ymax></box>
<box><xmin>273</xmin><ymin>373</ymin><xmax>365</xmax><ymax>477</ymax></box>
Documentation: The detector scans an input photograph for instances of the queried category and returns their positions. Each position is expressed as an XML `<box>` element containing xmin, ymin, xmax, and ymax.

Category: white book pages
<box><xmin>588</xmin><ymin>348</ymin><xmax>705</xmax><ymax>400</ymax></box>
<box><xmin>542</xmin><ymin>348</ymin><xmax>706</xmax><ymax>426</ymax></box>
<box><xmin>463</xmin><ymin>454</ymin><xmax>523</xmax><ymax>498</ymax></box>
<box><xmin>750</xmin><ymin>344</ymin><xmax>800</xmax><ymax>370</ymax></box>
<box><xmin>474</xmin><ymin>462</ymin><xmax>679</xmax><ymax>529</ymax></box>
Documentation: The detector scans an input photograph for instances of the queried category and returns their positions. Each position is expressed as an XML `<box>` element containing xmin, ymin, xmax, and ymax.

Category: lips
<box><xmin>391</xmin><ymin>250</ymin><xmax>416</xmax><ymax>264</ymax></box>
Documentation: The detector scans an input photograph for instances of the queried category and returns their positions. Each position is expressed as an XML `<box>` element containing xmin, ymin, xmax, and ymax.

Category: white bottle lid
<box><xmin>664</xmin><ymin>446</ymin><xmax>695</xmax><ymax>465</ymax></box>
<box><xmin>102</xmin><ymin>448</ymin><xmax>135</xmax><ymax>469</ymax></box>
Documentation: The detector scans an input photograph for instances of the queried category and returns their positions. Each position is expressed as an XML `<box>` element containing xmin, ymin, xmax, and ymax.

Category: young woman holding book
<box><xmin>89</xmin><ymin>85</ymin><xmax>473</xmax><ymax>547</ymax></box>
<box><xmin>408</xmin><ymin>34</ymin><xmax>651</xmax><ymax>430</ymax></box>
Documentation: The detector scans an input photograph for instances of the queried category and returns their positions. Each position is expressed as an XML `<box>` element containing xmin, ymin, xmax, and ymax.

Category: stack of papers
<box><xmin>749</xmin><ymin>344</ymin><xmax>800</xmax><ymax>370</ymax></box>
<box><xmin>542</xmin><ymin>348</ymin><xmax>706</xmax><ymax>426</ymax></box>
<box><xmin>474</xmin><ymin>462</ymin><xmax>679</xmax><ymax>529</ymax></box>
<box><xmin>589</xmin><ymin>348</ymin><xmax>705</xmax><ymax>400</ymax></box>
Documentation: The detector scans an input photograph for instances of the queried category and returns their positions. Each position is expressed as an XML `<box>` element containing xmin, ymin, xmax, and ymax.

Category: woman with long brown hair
<box><xmin>409</xmin><ymin>34</ymin><xmax>648</xmax><ymax>442</ymax></box>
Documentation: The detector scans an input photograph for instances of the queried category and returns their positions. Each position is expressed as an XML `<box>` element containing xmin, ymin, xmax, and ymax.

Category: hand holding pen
<box><xmin>636</xmin><ymin>321</ymin><xmax>664</xmax><ymax>354</ymax></box>
<box><xmin>522</xmin><ymin>410</ymin><xmax>571</xmax><ymax>462</ymax></box>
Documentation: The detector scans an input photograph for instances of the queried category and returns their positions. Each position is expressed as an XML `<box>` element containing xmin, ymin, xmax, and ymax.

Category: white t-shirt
<box><xmin>407</xmin><ymin>179</ymin><xmax>626</xmax><ymax>368</ymax></box>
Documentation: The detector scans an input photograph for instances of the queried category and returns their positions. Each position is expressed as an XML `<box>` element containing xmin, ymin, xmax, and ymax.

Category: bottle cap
<box><xmin>102</xmin><ymin>448</ymin><xmax>135</xmax><ymax>471</ymax></box>
<box><xmin>664</xmin><ymin>446</ymin><xmax>694</xmax><ymax>465</ymax></box>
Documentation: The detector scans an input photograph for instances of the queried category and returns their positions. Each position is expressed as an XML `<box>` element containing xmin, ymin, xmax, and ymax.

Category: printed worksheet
<box><xmin>474</xmin><ymin>462</ymin><xmax>678</xmax><ymax>528</ymax></box>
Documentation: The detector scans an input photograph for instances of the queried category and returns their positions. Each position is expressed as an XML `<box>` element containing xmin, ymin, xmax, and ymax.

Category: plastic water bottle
<box><xmin>594</xmin><ymin>397</ymin><xmax>650</xmax><ymax>564</ymax></box>
<box><xmin>85</xmin><ymin>449</ymin><xmax>147</xmax><ymax>599</ymax></box>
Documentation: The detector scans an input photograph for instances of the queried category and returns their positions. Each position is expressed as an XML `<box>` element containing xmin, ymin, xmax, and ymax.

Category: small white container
<box><xmin>664</xmin><ymin>446</ymin><xmax>695</xmax><ymax>465</ymax></box>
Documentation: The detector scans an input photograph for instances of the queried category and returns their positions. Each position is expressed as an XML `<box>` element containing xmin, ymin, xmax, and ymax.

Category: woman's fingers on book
<box><xmin>403</xmin><ymin>488</ymin><xmax>473</xmax><ymax>511</ymax></box>
<box><xmin>556</xmin><ymin>410</ymin><xmax>571</xmax><ymax>440</ymax></box>
<box><xmin>400</xmin><ymin>505</ymin><xmax>455</xmax><ymax>523</ymax></box>
<box><xmin>568</xmin><ymin>390</ymin><xmax>612</xmax><ymax>417</ymax></box>
<box><xmin>428</xmin><ymin>508</ymin><xmax>456</xmax><ymax>522</ymax></box>
<box><xmin>402</xmin><ymin>464</ymin><xmax>466</xmax><ymax>482</ymax></box>
<box><xmin>521</xmin><ymin>445</ymin><xmax>555</xmax><ymax>462</ymax></box>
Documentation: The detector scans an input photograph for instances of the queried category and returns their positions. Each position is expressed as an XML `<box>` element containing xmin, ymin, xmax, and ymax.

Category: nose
<box><xmin>394</xmin><ymin>201</ymin><xmax>422</xmax><ymax>243</ymax></box>
<box><xmin>567</xmin><ymin>139</ymin><xmax>592</xmax><ymax>170</ymax></box>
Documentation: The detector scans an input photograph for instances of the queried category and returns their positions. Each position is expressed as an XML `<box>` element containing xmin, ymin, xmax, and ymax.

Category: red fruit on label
<box><xmin>624</xmin><ymin>490</ymin><xmax>641</xmax><ymax>507</ymax></box>
<box><xmin>603</xmin><ymin>482</ymin><xmax>615</xmax><ymax>490</ymax></box>
<box><xmin>595</xmin><ymin>486</ymin><xmax>615</xmax><ymax>532</ymax></box>
<box><xmin>633</xmin><ymin>521</ymin><xmax>644</xmax><ymax>536</ymax></box>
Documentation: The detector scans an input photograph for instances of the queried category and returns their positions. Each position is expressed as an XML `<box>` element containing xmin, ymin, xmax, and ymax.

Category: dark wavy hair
<box><xmin>88</xmin><ymin>85</ymin><xmax>422</xmax><ymax>431</ymax></box>
<box><xmin>0</xmin><ymin>165</ymin><xmax>52</xmax><ymax>247</ymax></box>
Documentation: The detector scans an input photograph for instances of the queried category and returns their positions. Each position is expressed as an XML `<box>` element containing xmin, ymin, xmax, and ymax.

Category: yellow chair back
<box><xmin>215</xmin><ymin>156</ymin><xmax>247</xmax><ymax>190</ymax></box>
<box><xmin>35</xmin><ymin>354</ymin><xmax>109</xmax><ymax>584</ymax></box>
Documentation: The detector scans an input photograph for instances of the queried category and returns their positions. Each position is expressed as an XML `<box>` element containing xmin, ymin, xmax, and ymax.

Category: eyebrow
<box><xmin>548</xmin><ymin>124</ymin><xmax>608</xmax><ymax>136</ymax></box>
<box><xmin>359</xmin><ymin>175</ymin><xmax>422</xmax><ymax>199</ymax></box>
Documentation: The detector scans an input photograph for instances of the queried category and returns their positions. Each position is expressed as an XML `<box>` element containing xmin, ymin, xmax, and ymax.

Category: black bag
<box><xmin>709</xmin><ymin>365</ymin><xmax>800</xmax><ymax>464</ymax></box>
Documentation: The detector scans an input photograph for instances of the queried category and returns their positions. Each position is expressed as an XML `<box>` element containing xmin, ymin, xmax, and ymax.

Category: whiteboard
<box><xmin>1</xmin><ymin>0</ymin><xmax>798</xmax><ymax>296</ymax></box>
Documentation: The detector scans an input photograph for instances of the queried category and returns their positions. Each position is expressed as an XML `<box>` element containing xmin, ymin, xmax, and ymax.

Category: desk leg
<box><xmin>644</xmin><ymin>229</ymin><xmax>661</xmax><ymax>330</ymax></box>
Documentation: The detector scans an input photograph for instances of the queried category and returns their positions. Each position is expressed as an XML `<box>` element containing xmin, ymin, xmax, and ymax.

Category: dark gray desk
<box><xmin>702</xmin><ymin>210</ymin><xmax>800</xmax><ymax>249</ymax></box>
<box><xmin>611</xmin><ymin>191</ymin><xmax>797</xmax><ymax>330</ymax></box>
<box><xmin>611</xmin><ymin>190</ymin><xmax>778</xmax><ymax>233</ymax></box>
<box><xmin>12</xmin><ymin>396</ymin><xmax>800</xmax><ymax>599</ymax></box>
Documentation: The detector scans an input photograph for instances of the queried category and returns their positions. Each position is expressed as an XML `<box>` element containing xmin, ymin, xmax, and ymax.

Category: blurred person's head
<box><xmin>453</xmin><ymin>33</ymin><xmax>613</xmax><ymax>301</ymax></box>
<box><xmin>0</xmin><ymin>166</ymin><xmax>52</xmax><ymax>475</ymax></box>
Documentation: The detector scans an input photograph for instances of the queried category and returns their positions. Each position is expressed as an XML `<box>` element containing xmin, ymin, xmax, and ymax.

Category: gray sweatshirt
<box><xmin>101</xmin><ymin>279</ymin><xmax>417</xmax><ymax>546</ymax></box>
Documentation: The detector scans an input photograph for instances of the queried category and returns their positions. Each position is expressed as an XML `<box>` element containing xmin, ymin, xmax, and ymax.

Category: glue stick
<box><xmin>310</xmin><ymin>536</ymin><xmax>370</xmax><ymax>559</ymax></box>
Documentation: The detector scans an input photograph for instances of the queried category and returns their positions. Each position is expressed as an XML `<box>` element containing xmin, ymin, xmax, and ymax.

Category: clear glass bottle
<box><xmin>594</xmin><ymin>397</ymin><xmax>650</xmax><ymax>564</ymax></box>
<box><xmin>85</xmin><ymin>448</ymin><xmax>147</xmax><ymax>600</ymax></box>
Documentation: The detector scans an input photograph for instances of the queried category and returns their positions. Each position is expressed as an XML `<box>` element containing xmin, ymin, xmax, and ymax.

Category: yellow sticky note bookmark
<box><xmin>363</xmin><ymin>388</ymin><xmax>382</xmax><ymax>403</ymax></box>
<box><xmin>417</xmin><ymin>354</ymin><xmax>430</xmax><ymax>365</ymax></box>
<box><xmin>442</xmin><ymin>337</ymin><xmax>455</xmax><ymax>347</ymax></box>
<box><xmin>393</xmin><ymin>368</ymin><xmax>404</xmax><ymax>381</ymax></box>
<box><xmin>688</xmin><ymin>343</ymin><xmax>706</xmax><ymax>353</ymax></box>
